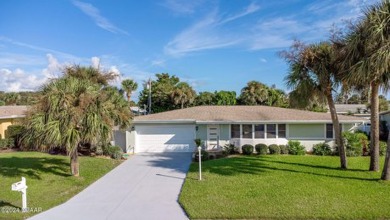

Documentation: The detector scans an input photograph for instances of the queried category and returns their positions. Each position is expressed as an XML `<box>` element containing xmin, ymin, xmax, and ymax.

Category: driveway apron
<box><xmin>30</xmin><ymin>153</ymin><xmax>192</xmax><ymax>220</ymax></box>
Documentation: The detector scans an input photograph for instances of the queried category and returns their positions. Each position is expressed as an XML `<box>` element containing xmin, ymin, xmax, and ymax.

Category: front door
<box><xmin>207</xmin><ymin>125</ymin><xmax>220</xmax><ymax>150</ymax></box>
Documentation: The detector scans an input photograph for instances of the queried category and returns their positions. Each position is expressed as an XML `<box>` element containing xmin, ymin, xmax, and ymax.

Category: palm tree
<box><xmin>22</xmin><ymin>66</ymin><xmax>132</xmax><ymax>176</ymax></box>
<box><xmin>282</xmin><ymin>41</ymin><xmax>348</xmax><ymax>169</ymax></box>
<box><xmin>171</xmin><ymin>82</ymin><xmax>196</xmax><ymax>109</ymax></box>
<box><xmin>121</xmin><ymin>79</ymin><xmax>138</xmax><ymax>103</ymax></box>
<box><xmin>340</xmin><ymin>0</ymin><xmax>390</xmax><ymax>172</ymax></box>
<box><xmin>239</xmin><ymin>81</ymin><xmax>269</xmax><ymax>105</ymax></box>
<box><xmin>4</xmin><ymin>92</ymin><xmax>21</xmax><ymax>105</ymax></box>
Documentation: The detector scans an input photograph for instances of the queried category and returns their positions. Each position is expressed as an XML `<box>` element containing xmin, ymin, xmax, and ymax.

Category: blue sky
<box><xmin>0</xmin><ymin>0</ymin><xmax>383</xmax><ymax>101</ymax></box>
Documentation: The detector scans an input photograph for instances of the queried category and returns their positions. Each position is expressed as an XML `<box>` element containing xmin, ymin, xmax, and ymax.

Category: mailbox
<box><xmin>11</xmin><ymin>177</ymin><xmax>28</xmax><ymax>212</ymax></box>
<box><xmin>12</xmin><ymin>177</ymin><xmax>27</xmax><ymax>191</ymax></box>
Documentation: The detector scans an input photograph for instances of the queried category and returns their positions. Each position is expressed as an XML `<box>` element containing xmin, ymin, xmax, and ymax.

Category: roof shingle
<box><xmin>0</xmin><ymin>106</ymin><xmax>28</xmax><ymax>118</ymax></box>
<box><xmin>134</xmin><ymin>105</ymin><xmax>364</xmax><ymax>123</ymax></box>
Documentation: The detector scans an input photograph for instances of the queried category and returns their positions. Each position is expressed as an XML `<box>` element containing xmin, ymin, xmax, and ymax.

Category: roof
<box><xmin>0</xmin><ymin>106</ymin><xmax>28</xmax><ymax>119</ymax></box>
<box><xmin>380</xmin><ymin>110</ymin><xmax>390</xmax><ymax>115</ymax></box>
<box><xmin>332</xmin><ymin>104</ymin><xmax>368</xmax><ymax>114</ymax></box>
<box><xmin>134</xmin><ymin>105</ymin><xmax>365</xmax><ymax>124</ymax></box>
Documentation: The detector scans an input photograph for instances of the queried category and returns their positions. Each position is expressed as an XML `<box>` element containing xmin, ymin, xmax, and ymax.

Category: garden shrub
<box><xmin>0</xmin><ymin>138</ymin><xmax>14</xmax><ymax>150</ymax></box>
<box><xmin>380</xmin><ymin>141</ymin><xmax>388</xmax><ymax>156</ymax></box>
<box><xmin>110</xmin><ymin>146</ymin><xmax>123</xmax><ymax>160</ymax></box>
<box><xmin>194</xmin><ymin>150</ymin><xmax>209</xmax><ymax>162</ymax></box>
<box><xmin>279</xmin><ymin>145</ymin><xmax>289</xmax><ymax>154</ymax></box>
<box><xmin>255</xmin><ymin>143</ymin><xmax>268</xmax><ymax>155</ymax></box>
<box><xmin>288</xmin><ymin>140</ymin><xmax>305</xmax><ymax>155</ymax></box>
<box><xmin>223</xmin><ymin>144</ymin><xmax>236</xmax><ymax>155</ymax></box>
<box><xmin>342</xmin><ymin>132</ymin><xmax>367</xmax><ymax>156</ymax></box>
<box><xmin>312</xmin><ymin>142</ymin><xmax>332</xmax><ymax>156</ymax></box>
<box><xmin>241</xmin><ymin>144</ymin><xmax>254</xmax><ymax>155</ymax></box>
<box><xmin>268</xmin><ymin>144</ymin><xmax>281</xmax><ymax>155</ymax></box>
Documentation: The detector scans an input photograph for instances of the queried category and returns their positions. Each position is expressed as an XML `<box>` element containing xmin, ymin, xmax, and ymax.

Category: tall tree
<box><xmin>238</xmin><ymin>81</ymin><xmax>268</xmax><ymax>105</ymax></box>
<box><xmin>121</xmin><ymin>79</ymin><xmax>138</xmax><ymax>103</ymax></box>
<box><xmin>195</xmin><ymin>92</ymin><xmax>215</xmax><ymax>106</ymax></box>
<box><xmin>139</xmin><ymin>73</ymin><xmax>180</xmax><ymax>113</ymax></box>
<box><xmin>282</xmin><ymin>41</ymin><xmax>348</xmax><ymax>169</ymax></box>
<box><xmin>214</xmin><ymin>91</ymin><xmax>237</xmax><ymax>105</ymax></box>
<box><xmin>171</xmin><ymin>82</ymin><xmax>196</xmax><ymax>109</ymax></box>
<box><xmin>340</xmin><ymin>0</ymin><xmax>390</xmax><ymax>172</ymax></box>
<box><xmin>4</xmin><ymin>92</ymin><xmax>21</xmax><ymax>105</ymax></box>
<box><xmin>22</xmin><ymin>66</ymin><xmax>132</xmax><ymax>176</ymax></box>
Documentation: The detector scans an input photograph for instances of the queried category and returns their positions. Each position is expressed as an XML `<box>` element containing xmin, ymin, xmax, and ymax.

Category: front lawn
<box><xmin>0</xmin><ymin>152</ymin><xmax>122</xmax><ymax>220</ymax></box>
<box><xmin>180</xmin><ymin>155</ymin><xmax>390</xmax><ymax>219</ymax></box>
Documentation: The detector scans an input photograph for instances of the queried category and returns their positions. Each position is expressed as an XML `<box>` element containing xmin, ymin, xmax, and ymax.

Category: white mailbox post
<box><xmin>11</xmin><ymin>177</ymin><xmax>28</xmax><ymax>212</ymax></box>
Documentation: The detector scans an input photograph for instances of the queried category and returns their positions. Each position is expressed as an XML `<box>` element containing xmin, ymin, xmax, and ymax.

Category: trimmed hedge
<box><xmin>195</xmin><ymin>150</ymin><xmax>209</xmax><ymax>161</ymax></box>
<box><xmin>288</xmin><ymin>140</ymin><xmax>305</xmax><ymax>155</ymax></box>
<box><xmin>255</xmin><ymin>143</ymin><xmax>268</xmax><ymax>155</ymax></box>
<box><xmin>242</xmin><ymin>144</ymin><xmax>254</xmax><ymax>155</ymax></box>
<box><xmin>312</xmin><ymin>143</ymin><xmax>332</xmax><ymax>156</ymax></box>
<box><xmin>268</xmin><ymin>144</ymin><xmax>281</xmax><ymax>155</ymax></box>
<box><xmin>279</xmin><ymin>145</ymin><xmax>289</xmax><ymax>154</ymax></box>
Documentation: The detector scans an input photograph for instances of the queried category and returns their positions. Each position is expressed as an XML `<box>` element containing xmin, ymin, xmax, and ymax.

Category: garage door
<box><xmin>135</xmin><ymin>124</ymin><xmax>196</xmax><ymax>153</ymax></box>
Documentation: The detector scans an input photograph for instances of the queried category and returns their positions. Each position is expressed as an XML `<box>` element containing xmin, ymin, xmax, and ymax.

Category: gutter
<box><xmin>0</xmin><ymin>115</ymin><xmax>26</xmax><ymax>120</ymax></box>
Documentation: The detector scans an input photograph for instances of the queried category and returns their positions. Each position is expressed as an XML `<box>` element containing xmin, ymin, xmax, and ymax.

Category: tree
<box><xmin>171</xmin><ymin>82</ymin><xmax>196</xmax><ymax>109</ymax></box>
<box><xmin>238</xmin><ymin>81</ymin><xmax>268</xmax><ymax>105</ymax></box>
<box><xmin>267</xmin><ymin>88</ymin><xmax>289</xmax><ymax>108</ymax></box>
<box><xmin>4</xmin><ymin>92</ymin><xmax>21</xmax><ymax>105</ymax></box>
<box><xmin>195</xmin><ymin>92</ymin><xmax>215</xmax><ymax>105</ymax></box>
<box><xmin>214</xmin><ymin>91</ymin><xmax>237</xmax><ymax>105</ymax></box>
<box><xmin>340</xmin><ymin>0</ymin><xmax>390</xmax><ymax>172</ymax></box>
<box><xmin>22</xmin><ymin>66</ymin><xmax>132</xmax><ymax>176</ymax></box>
<box><xmin>281</xmin><ymin>41</ymin><xmax>348</xmax><ymax>169</ymax></box>
<box><xmin>121</xmin><ymin>79</ymin><xmax>138</xmax><ymax>103</ymax></box>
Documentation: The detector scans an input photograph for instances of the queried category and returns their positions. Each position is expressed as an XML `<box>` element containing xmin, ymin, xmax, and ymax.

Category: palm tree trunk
<box><xmin>127</xmin><ymin>93</ymin><xmax>131</xmax><ymax>103</ymax></box>
<box><xmin>70</xmin><ymin>148</ymin><xmax>79</xmax><ymax>177</ymax></box>
<box><xmin>381</xmin><ymin>131</ymin><xmax>390</xmax><ymax>180</ymax></box>
<box><xmin>326</xmin><ymin>92</ymin><xmax>347</xmax><ymax>169</ymax></box>
<box><xmin>370</xmin><ymin>81</ymin><xmax>380</xmax><ymax>171</ymax></box>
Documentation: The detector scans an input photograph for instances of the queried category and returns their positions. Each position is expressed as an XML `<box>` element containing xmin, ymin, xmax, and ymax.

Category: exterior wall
<box><xmin>113</xmin><ymin>130</ymin><xmax>126</xmax><ymax>152</ymax></box>
<box><xmin>342</xmin><ymin>123</ymin><xmax>356</xmax><ymax>132</ymax></box>
<box><xmin>0</xmin><ymin>119</ymin><xmax>16</xmax><ymax>139</ymax></box>
<box><xmin>381</xmin><ymin>113</ymin><xmax>390</xmax><ymax>127</ymax></box>
<box><xmin>196</xmin><ymin>124</ymin><xmax>207</xmax><ymax>141</ymax></box>
<box><xmin>219</xmin><ymin>124</ymin><xmax>230</xmax><ymax>147</ymax></box>
<box><xmin>127</xmin><ymin>129</ymin><xmax>136</xmax><ymax>153</ymax></box>
<box><xmin>288</xmin><ymin>124</ymin><xmax>324</xmax><ymax>139</ymax></box>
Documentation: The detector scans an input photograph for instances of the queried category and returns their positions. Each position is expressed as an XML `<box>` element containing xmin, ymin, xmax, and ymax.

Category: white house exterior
<box><xmin>114</xmin><ymin>106</ymin><xmax>366</xmax><ymax>153</ymax></box>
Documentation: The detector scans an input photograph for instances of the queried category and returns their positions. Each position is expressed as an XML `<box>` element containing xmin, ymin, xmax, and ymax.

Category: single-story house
<box><xmin>0</xmin><ymin>106</ymin><xmax>28</xmax><ymax>139</ymax></box>
<box><xmin>114</xmin><ymin>105</ymin><xmax>366</xmax><ymax>153</ymax></box>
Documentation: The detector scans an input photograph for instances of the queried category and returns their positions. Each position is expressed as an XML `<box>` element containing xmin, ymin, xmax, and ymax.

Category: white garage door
<box><xmin>135</xmin><ymin>124</ymin><xmax>196</xmax><ymax>153</ymax></box>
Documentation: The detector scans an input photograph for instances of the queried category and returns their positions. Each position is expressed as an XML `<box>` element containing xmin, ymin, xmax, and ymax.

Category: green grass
<box><xmin>180</xmin><ymin>155</ymin><xmax>390</xmax><ymax>219</ymax></box>
<box><xmin>0</xmin><ymin>152</ymin><xmax>122</xmax><ymax>220</ymax></box>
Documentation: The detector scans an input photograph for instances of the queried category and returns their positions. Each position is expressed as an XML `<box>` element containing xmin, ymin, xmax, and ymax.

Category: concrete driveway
<box><xmin>30</xmin><ymin>153</ymin><xmax>193</xmax><ymax>220</ymax></box>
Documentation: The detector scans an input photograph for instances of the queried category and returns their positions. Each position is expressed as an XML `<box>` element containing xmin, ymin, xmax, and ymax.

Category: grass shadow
<box><xmin>0</xmin><ymin>201</ymin><xmax>20</xmax><ymax>209</ymax></box>
<box><xmin>198</xmin><ymin>155</ymin><xmax>378</xmax><ymax>182</ymax></box>
<box><xmin>0</xmin><ymin>156</ymin><xmax>71</xmax><ymax>180</ymax></box>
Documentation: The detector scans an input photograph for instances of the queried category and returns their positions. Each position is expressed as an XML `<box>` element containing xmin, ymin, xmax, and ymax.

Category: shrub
<box><xmin>223</xmin><ymin>144</ymin><xmax>236</xmax><ymax>155</ymax></box>
<box><xmin>0</xmin><ymin>138</ymin><xmax>14</xmax><ymax>150</ymax></box>
<box><xmin>268</xmin><ymin>144</ymin><xmax>281</xmax><ymax>155</ymax></box>
<box><xmin>279</xmin><ymin>145</ymin><xmax>289</xmax><ymax>154</ymax></box>
<box><xmin>242</xmin><ymin>144</ymin><xmax>254</xmax><ymax>155</ymax></box>
<box><xmin>312</xmin><ymin>143</ymin><xmax>332</xmax><ymax>156</ymax></box>
<box><xmin>102</xmin><ymin>145</ymin><xmax>123</xmax><ymax>159</ymax></box>
<box><xmin>380</xmin><ymin>141</ymin><xmax>388</xmax><ymax>156</ymax></box>
<box><xmin>288</xmin><ymin>140</ymin><xmax>305</xmax><ymax>155</ymax></box>
<box><xmin>342</xmin><ymin>132</ymin><xmax>367</xmax><ymax>157</ymax></box>
<box><xmin>194</xmin><ymin>150</ymin><xmax>209</xmax><ymax>162</ymax></box>
<box><xmin>255</xmin><ymin>143</ymin><xmax>268</xmax><ymax>155</ymax></box>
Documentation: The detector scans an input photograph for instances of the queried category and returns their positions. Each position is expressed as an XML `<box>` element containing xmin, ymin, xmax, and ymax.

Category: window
<box><xmin>267</xmin><ymin>124</ymin><xmax>276</xmax><ymax>138</ymax></box>
<box><xmin>231</xmin><ymin>124</ymin><xmax>240</xmax><ymax>138</ymax></box>
<box><xmin>326</xmin><ymin>124</ymin><xmax>333</xmax><ymax>138</ymax></box>
<box><xmin>254</xmin><ymin>124</ymin><xmax>265</xmax><ymax>138</ymax></box>
<box><xmin>242</xmin><ymin>125</ymin><xmax>253</xmax><ymax>139</ymax></box>
<box><xmin>278</xmin><ymin>124</ymin><xmax>286</xmax><ymax>138</ymax></box>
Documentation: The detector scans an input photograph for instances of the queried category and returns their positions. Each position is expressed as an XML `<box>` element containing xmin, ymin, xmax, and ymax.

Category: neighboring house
<box><xmin>114</xmin><ymin>106</ymin><xmax>365</xmax><ymax>153</ymax></box>
<box><xmin>130</xmin><ymin>106</ymin><xmax>147</xmax><ymax>116</ymax></box>
<box><xmin>0</xmin><ymin>106</ymin><xmax>28</xmax><ymax>139</ymax></box>
<box><xmin>380</xmin><ymin>110</ymin><xmax>390</xmax><ymax>126</ymax></box>
<box><xmin>333</xmin><ymin>104</ymin><xmax>370</xmax><ymax>118</ymax></box>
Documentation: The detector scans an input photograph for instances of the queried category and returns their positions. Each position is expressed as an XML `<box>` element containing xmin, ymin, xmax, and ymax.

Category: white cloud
<box><xmin>259</xmin><ymin>58</ymin><xmax>267</xmax><ymax>63</ymax></box>
<box><xmin>151</xmin><ymin>59</ymin><xmax>166</xmax><ymax>67</ymax></box>
<box><xmin>221</xmin><ymin>2</ymin><xmax>260</xmax><ymax>24</ymax></box>
<box><xmin>42</xmin><ymin>54</ymin><xmax>62</xmax><ymax>78</ymax></box>
<box><xmin>91</xmin><ymin>56</ymin><xmax>100</xmax><ymax>69</ymax></box>
<box><xmin>72</xmin><ymin>0</ymin><xmax>128</xmax><ymax>35</ymax></box>
<box><xmin>161</xmin><ymin>0</ymin><xmax>205</xmax><ymax>15</ymax></box>
<box><xmin>0</xmin><ymin>68</ymin><xmax>47</xmax><ymax>92</ymax></box>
